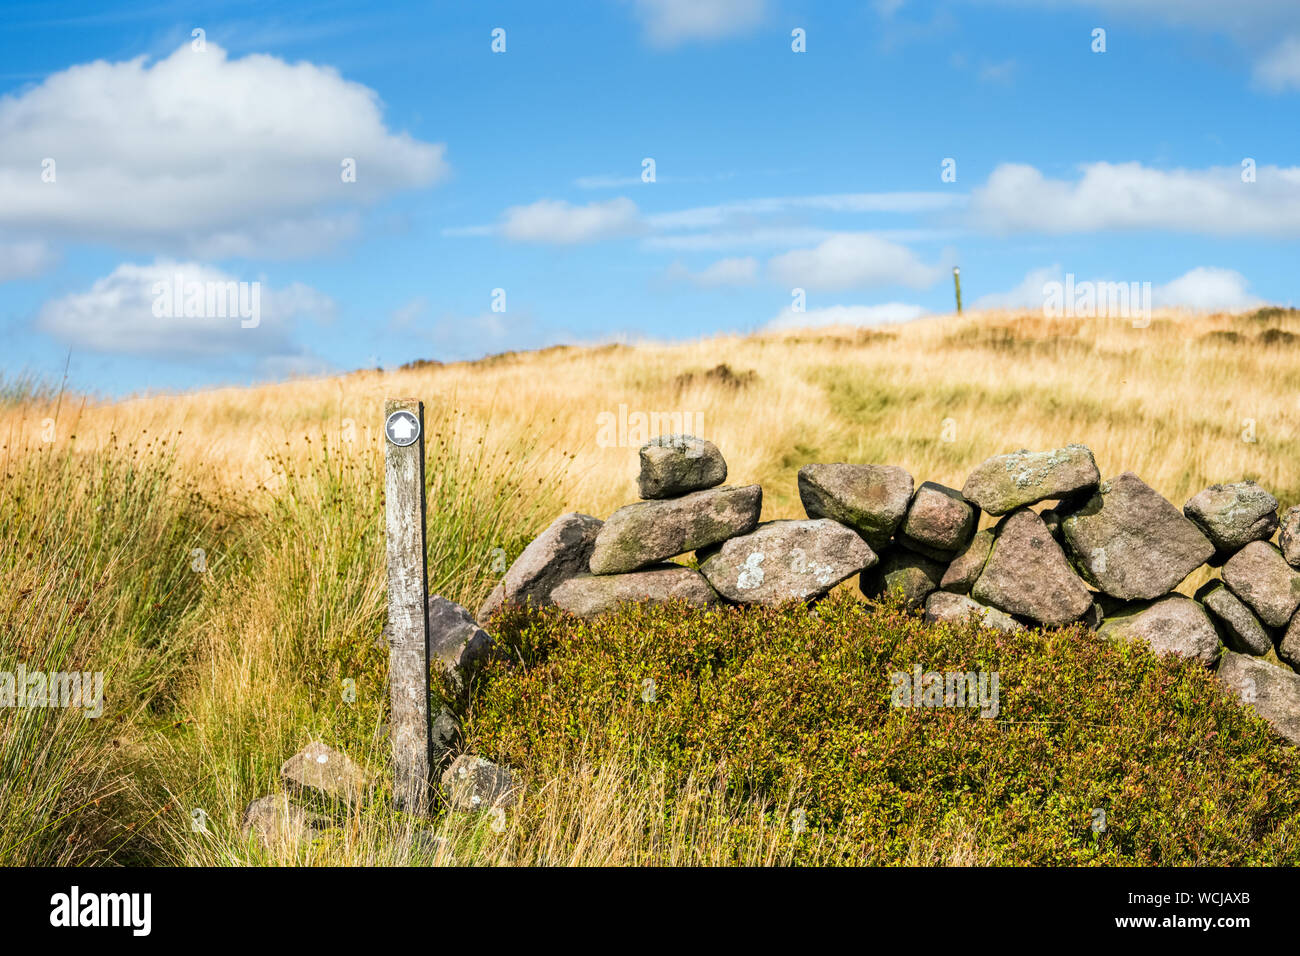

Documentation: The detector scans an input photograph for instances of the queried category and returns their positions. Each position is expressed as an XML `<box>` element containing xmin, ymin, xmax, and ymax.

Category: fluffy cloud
<box><xmin>665</xmin><ymin>256</ymin><xmax>758</xmax><ymax>286</ymax></box>
<box><xmin>767</xmin><ymin>233</ymin><xmax>944</xmax><ymax>290</ymax></box>
<box><xmin>628</xmin><ymin>0</ymin><xmax>766</xmax><ymax>47</ymax></box>
<box><xmin>0</xmin><ymin>240</ymin><xmax>58</xmax><ymax>282</ymax></box>
<box><xmin>1152</xmin><ymin>267</ymin><xmax>1264</xmax><ymax>312</ymax></box>
<box><xmin>36</xmin><ymin>260</ymin><xmax>334</xmax><ymax>360</ymax></box>
<box><xmin>1255</xmin><ymin>36</ymin><xmax>1300</xmax><ymax>91</ymax></box>
<box><xmin>766</xmin><ymin>302</ymin><xmax>927</xmax><ymax>330</ymax></box>
<box><xmin>0</xmin><ymin>43</ymin><xmax>447</xmax><ymax>257</ymax></box>
<box><xmin>970</xmin><ymin>162</ymin><xmax>1300</xmax><ymax>236</ymax></box>
<box><xmin>500</xmin><ymin>197</ymin><xmax>643</xmax><ymax>243</ymax></box>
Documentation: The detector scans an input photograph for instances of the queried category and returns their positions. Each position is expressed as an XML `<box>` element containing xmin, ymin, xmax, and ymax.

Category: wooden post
<box><xmin>383</xmin><ymin>398</ymin><xmax>431</xmax><ymax>812</ymax></box>
<box><xmin>953</xmin><ymin>266</ymin><xmax>963</xmax><ymax>314</ymax></box>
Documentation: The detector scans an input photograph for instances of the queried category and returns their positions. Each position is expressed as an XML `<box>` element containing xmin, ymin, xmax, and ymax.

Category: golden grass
<box><xmin>7</xmin><ymin>307</ymin><xmax>1298</xmax><ymax>520</ymax></box>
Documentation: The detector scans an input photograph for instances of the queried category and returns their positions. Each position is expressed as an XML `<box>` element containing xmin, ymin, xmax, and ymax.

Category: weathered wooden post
<box><xmin>953</xmin><ymin>266</ymin><xmax>963</xmax><ymax>314</ymax></box>
<box><xmin>383</xmin><ymin>398</ymin><xmax>432</xmax><ymax>812</ymax></box>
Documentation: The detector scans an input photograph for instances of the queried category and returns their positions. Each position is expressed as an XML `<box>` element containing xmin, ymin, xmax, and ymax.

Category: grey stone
<box><xmin>971</xmin><ymin>509</ymin><xmax>1093</xmax><ymax>626</ymax></box>
<box><xmin>797</xmin><ymin>463</ymin><xmax>913</xmax><ymax>551</ymax></box>
<box><xmin>242</xmin><ymin>794</ymin><xmax>329</xmax><ymax>850</ymax></box>
<box><xmin>1279</xmin><ymin>506</ymin><xmax>1300</xmax><ymax>568</ymax></box>
<box><xmin>900</xmin><ymin>481</ymin><xmax>976</xmax><ymax>557</ymax></box>
<box><xmin>700</xmin><ymin>519</ymin><xmax>877</xmax><ymax>605</ymax></box>
<box><xmin>428</xmin><ymin>596</ymin><xmax>494</xmax><ymax>695</ymax></box>
<box><xmin>1097</xmin><ymin>596</ymin><xmax>1220</xmax><ymax>666</ymax></box>
<box><xmin>1217</xmin><ymin>652</ymin><xmax>1300</xmax><ymax>745</ymax></box>
<box><xmin>589</xmin><ymin>485</ymin><xmax>762</xmax><ymax>575</ymax></box>
<box><xmin>939</xmin><ymin>529</ymin><xmax>994</xmax><ymax>594</ymax></box>
<box><xmin>441</xmin><ymin>755</ymin><xmax>518</xmax><ymax>811</ymax></box>
<box><xmin>961</xmin><ymin>444</ymin><xmax>1099</xmax><ymax>516</ymax></box>
<box><xmin>551</xmin><ymin>565</ymin><xmax>722</xmax><ymax>617</ymax></box>
<box><xmin>637</xmin><ymin>434</ymin><xmax>727</xmax><ymax>499</ymax></box>
<box><xmin>1197</xmin><ymin>582</ymin><xmax>1273</xmax><ymax>656</ymax></box>
<box><xmin>924</xmin><ymin>591</ymin><xmax>1024</xmax><ymax>632</ymax></box>
<box><xmin>477</xmin><ymin>512</ymin><xmax>603</xmax><ymax>620</ymax></box>
<box><xmin>1183</xmin><ymin>481</ymin><xmax>1278</xmax><ymax>555</ymax></box>
<box><xmin>1222</xmin><ymin>541</ymin><xmax>1300</xmax><ymax>628</ymax></box>
<box><xmin>280</xmin><ymin>742</ymin><xmax>366</xmax><ymax>803</ymax></box>
<box><xmin>1279</xmin><ymin>615</ymin><xmax>1300</xmax><ymax>671</ymax></box>
<box><xmin>861</xmin><ymin>548</ymin><xmax>945</xmax><ymax>609</ymax></box>
<box><xmin>1062</xmin><ymin>472</ymin><xmax>1214</xmax><ymax>600</ymax></box>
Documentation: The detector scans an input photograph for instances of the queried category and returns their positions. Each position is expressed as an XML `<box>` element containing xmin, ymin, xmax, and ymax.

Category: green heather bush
<box><xmin>471</xmin><ymin>594</ymin><xmax>1300</xmax><ymax>866</ymax></box>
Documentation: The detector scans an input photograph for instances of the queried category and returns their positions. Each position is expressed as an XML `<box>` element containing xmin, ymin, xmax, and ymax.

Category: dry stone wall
<box><xmin>478</xmin><ymin>434</ymin><xmax>1300</xmax><ymax>747</ymax></box>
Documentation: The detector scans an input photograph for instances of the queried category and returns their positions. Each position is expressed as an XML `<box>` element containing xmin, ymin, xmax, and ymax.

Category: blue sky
<box><xmin>1</xmin><ymin>0</ymin><xmax>1298</xmax><ymax>396</ymax></box>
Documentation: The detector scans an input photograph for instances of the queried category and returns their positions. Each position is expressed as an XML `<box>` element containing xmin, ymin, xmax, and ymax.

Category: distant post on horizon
<box><xmin>383</xmin><ymin>398</ymin><xmax>432</xmax><ymax>813</ymax></box>
<box><xmin>953</xmin><ymin>266</ymin><xmax>963</xmax><ymax>315</ymax></box>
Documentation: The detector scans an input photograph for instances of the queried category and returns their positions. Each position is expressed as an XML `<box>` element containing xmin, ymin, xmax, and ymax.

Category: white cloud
<box><xmin>766</xmin><ymin>302</ymin><xmax>927</xmax><ymax>330</ymax></box>
<box><xmin>767</xmin><ymin>233</ymin><xmax>944</xmax><ymax>290</ymax></box>
<box><xmin>1255</xmin><ymin>36</ymin><xmax>1300</xmax><ymax>91</ymax></box>
<box><xmin>1153</xmin><ymin>267</ymin><xmax>1265</xmax><ymax>312</ymax></box>
<box><xmin>0</xmin><ymin>43</ymin><xmax>447</xmax><ymax>257</ymax></box>
<box><xmin>0</xmin><ymin>240</ymin><xmax>58</xmax><ymax>282</ymax></box>
<box><xmin>971</xmin><ymin>265</ymin><xmax>1063</xmax><ymax>310</ymax></box>
<box><xmin>629</xmin><ymin>0</ymin><xmax>766</xmax><ymax>47</ymax></box>
<box><xmin>647</xmin><ymin>192</ymin><xmax>961</xmax><ymax>230</ymax></box>
<box><xmin>665</xmin><ymin>256</ymin><xmax>758</xmax><ymax>286</ymax></box>
<box><xmin>500</xmin><ymin>197</ymin><xmax>643</xmax><ymax>243</ymax></box>
<box><xmin>970</xmin><ymin>161</ymin><xmax>1300</xmax><ymax>236</ymax></box>
<box><xmin>36</xmin><ymin>260</ymin><xmax>334</xmax><ymax>360</ymax></box>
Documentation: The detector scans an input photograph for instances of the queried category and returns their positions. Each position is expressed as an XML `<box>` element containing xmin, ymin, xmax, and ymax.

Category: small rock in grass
<box><xmin>242</xmin><ymin>794</ymin><xmax>329</xmax><ymax>850</ymax></box>
<box><xmin>924</xmin><ymin>591</ymin><xmax>1023</xmax><ymax>632</ymax></box>
<box><xmin>280</xmin><ymin>742</ymin><xmax>366</xmax><ymax>803</ymax></box>
<box><xmin>441</xmin><ymin>755</ymin><xmax>518</xmax><ymax>811</ymax></box>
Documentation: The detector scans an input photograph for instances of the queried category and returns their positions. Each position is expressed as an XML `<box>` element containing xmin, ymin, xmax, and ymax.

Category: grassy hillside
<box><xmin>3</xmin><ymin>306</ymin><xmax>1300</xmax><ymax>865</ymax></box>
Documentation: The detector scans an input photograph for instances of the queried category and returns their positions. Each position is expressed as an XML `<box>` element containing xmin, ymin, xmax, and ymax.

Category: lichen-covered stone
<box><xmin>939</xmin><ymin>529</ymin><xmax>994</xmax><ymax>594</ymax></box>
<box><xmin>589</xmin><ymin>484</ymin><xmax>762</xmax><ymax>575</ymax></box>
<box><xmin>924</xmin><ymin>590</ymin><xmax>1023</xmax><ymax>632</ymax></box>
<box><xmin>551</xmin><ymin>565</ymin><xmax>722</xmax><ymax>618</ymax></box>
<box><xmin>899</xmin><ymin>481</ymin><xmax>976</xmax><ymax>558</ymax></box>
<box><xmin>797</xmin><ymin>463</ymin><xmax>913</xmax><ymax>551</ymax></box>
<box><xmin>1222</xmin><ymin>541</ymin><xmax>1300</xmax><ymax>628</ymax></box>
<box><xmin>1061</xmin><ymin>472</ymin><xmax>1214</xmax><ymax>601</ymax></box>
<box><xmin>700</xmin><ymin>519</ymin><xmax>876</xmax><ymax>605</ymax></box>
<box><xmin>861</xmin><ymin>548</ymin><xmax>945</xmax><ymax>609</ymax></box>
<box><xmin>971</xmin><ymin>509</ymin><xmax>1093</xmax><ymax>626</ymax></box>
<box><xmin>1197</xmin><ymin>582</ymin><xmax>1273</xmax><ymax>656</ymax></box>
<box><xmin>477</xmin><ymin>512</ymin><xmax>603</xmax><ymax>620</ymax></box>
<box><xmin>1279</xmin><ymin>506</ymin><xmax>1300</xmax><ymax>568</ymax></box>
<box><xmin>637</xmin><ymin>434</ymin><xmax>727</xmax><ymax>499</ymax></box>
<box><xmin>1217</xmin><ymin>652</ymin><xmax>1300</xmax><ymax>745</ymax></box>
<box><xmin>1097</xmin><ymin>596</ymin><xmax>1220</xmax><ymax>666</ymax></box>
<box><xmin>441</xmin><ymin>755</ymin><xmax>518</xmax><ymax>811</ymax></box>
<box><xmin>1183</xmin><ymin>481</ymin><xmax>1278</xmax><ymax>556</ymax></box>
<box><xmin>961</xmin><ymin>444</ymin><xmax>1099</xmax><ymax>516</ymax></box>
